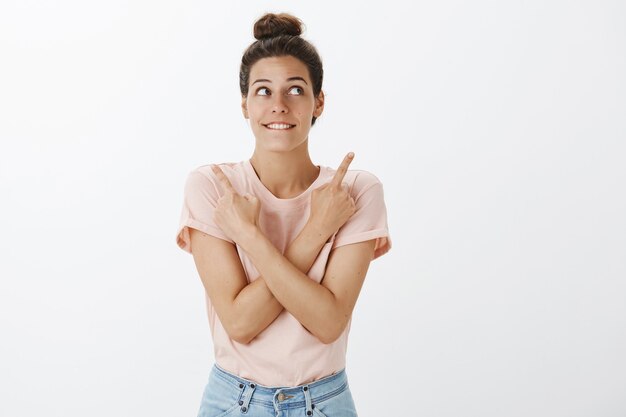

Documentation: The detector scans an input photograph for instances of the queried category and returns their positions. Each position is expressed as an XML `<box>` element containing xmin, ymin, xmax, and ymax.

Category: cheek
<box><xmin>248</xmin><ymin>109</ymin><xmax>263</xmax><ymax>122</ymax></box>
<box><xmin>246</xmin><ymin>100</ymin><xmax>264</xmax><ymax>117</ymax></box>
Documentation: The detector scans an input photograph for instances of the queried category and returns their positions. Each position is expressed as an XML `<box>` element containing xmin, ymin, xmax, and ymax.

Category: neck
<box><xmin>249</xmin><ymin>148</ymin><xmax>320</xmax><ymax>199</ymax></box>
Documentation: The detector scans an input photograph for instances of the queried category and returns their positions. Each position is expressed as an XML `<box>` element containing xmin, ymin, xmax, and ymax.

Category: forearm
<box><xmin>238</xmin><ymin>224</ymin><xmax>340</xmax><ymax>344</ymax></box>
<box><xmin>232</xmin><ymin>222</ymin><xmax>330</xmax><ymax>343</ymax></box>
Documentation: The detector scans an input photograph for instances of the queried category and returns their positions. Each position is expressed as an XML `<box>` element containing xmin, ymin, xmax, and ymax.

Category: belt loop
<box><xmin>303</xmin><ymin>385</ymin><xmax>313</xmax><ymax>416</ymax></box>
<box><xmin>240</xmin><ymin>382</ymin><xmax>256</xmax><ymax>413</ymax></box>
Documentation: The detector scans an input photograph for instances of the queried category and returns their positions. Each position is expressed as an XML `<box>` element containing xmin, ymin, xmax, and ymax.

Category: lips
<box><xmin>263</xmin><ymin>121</ymin><xmax>295</xmax><ymax>126</ymax></box>
<box><xmin>263</xmin><ymin>122</ymin><xmax>296</xmax><ymax>130</ymax></box>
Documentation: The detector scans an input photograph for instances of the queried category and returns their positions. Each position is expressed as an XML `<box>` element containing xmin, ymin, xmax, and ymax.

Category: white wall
<box><xmin>1</xmin><ymin>1</ymin><xmax>624</xmax><ymax>416</ymax></box>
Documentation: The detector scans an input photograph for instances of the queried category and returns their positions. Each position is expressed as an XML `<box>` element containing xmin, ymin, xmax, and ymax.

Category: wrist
<box><xmin>303</xmin><ymin>220</ymin><xmax>332</xmax><ymax>246</ymax></box>
<box><xmin>237</xmin><ymin>224</ymin><xmax>264</xmax><ymax>251</ymax></box>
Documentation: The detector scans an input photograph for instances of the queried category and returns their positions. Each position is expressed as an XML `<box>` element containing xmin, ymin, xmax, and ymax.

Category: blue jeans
<box><xmin>197</xmin><ymin>363</ymin><xmax>359</xmax><ymax>417</ymax></box>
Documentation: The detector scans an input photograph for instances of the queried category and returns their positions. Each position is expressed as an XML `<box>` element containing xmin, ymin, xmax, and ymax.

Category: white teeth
<box><xmin>266</xmin><ymin>123</ymin><xmax>293</xmax><ymax>130</ymax></box>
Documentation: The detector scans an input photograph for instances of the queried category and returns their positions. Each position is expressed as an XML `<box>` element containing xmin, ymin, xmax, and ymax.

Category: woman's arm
<box><xmin>226</xmin><ymin>221</ymin><xmax>331</xmax><ymax>343</ymax></box>
<box><xmin>209</xmin><ymin>153</ymin><xmax>372</xmax><ymax>344</ymax></box>
<box><xmin>190</xmin><ymin>221</ymin><xmax>330</xmax><ymax>344</ymax></box>
<box><xmin>238</xmin><ymin>226</ymin><xmax>376</xmax><ymax>344</ymax></box>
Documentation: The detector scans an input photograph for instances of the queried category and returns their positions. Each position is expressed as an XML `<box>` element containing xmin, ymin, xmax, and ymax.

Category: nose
<box><xmin>271</xmin><ymin>95</ymin><xmax>288</xmax><ymax>113</ymax></box>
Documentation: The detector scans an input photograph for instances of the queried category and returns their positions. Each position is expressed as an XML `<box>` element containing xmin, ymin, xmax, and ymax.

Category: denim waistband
<box><xmin>212</xmin><ymin>363</ymin><xmax>349</xmax><ymax>413</ymax></box>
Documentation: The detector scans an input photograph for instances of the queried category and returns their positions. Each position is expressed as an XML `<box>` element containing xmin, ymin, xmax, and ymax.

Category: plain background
<box><xmin>1</xmin><ymin>1</ymin><xmax>625</xmax><ymax>416</ymax></box>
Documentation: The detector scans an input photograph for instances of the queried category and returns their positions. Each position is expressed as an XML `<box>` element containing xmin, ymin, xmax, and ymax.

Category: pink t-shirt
<box><xmin>176</xmin><ymin>159</ymin><xmax>391</xmax><ymax>387</ymax></box>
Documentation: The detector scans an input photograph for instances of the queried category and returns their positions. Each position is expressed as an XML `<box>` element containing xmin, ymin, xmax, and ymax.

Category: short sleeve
<box><xmin>331</xmin><ymin>178</ymin><xmax>392</xmax><ymax>260</ymax></box>
<box><xmin>176</xmin><ymin>169</ymin><xmax>234</xmax><ymax>254</ymax></box>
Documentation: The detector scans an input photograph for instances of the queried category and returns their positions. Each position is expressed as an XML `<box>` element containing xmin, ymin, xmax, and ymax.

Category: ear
<box><xmin>241</xmin><ymin>96</ymin><xmax>248</xmax><ymax>119</ymax></box>
<box><xmin>313</xmin><ymin>90</ymin><xmax>325</xmax><ymax>118</ymax></box>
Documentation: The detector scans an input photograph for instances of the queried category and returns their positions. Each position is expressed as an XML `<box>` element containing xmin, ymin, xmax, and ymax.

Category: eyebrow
<box><xmin>251</xmin><ymin>76</ymin><xmax>308</xmax><ymax>85</ymax></box>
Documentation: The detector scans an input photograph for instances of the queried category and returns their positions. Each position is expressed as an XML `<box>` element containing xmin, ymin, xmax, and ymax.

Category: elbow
<box><xmin>227</xmin><ymin>321</ymin><xmax>254</xmax><ymax>345</ymax></box>
<box><xmin>318</xmin><ymin>333</ymin><xmax>338</xmax><ymax>345</ymax></box>
<box><xmin>231</xmin><ymin>332</ymin><xmax>252</xmax><ymax>345</ymax></box>
<box><xmin>317</xmin><ymin>319</ymin><xmax>347</xmax><ymax>345</ymax></box>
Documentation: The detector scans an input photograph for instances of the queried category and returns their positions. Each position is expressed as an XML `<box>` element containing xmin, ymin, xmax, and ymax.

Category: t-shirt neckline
<box><xmin>244</xmin><ymin>159</ymin><xmax>326</xmax><ymax>208</ymax></box>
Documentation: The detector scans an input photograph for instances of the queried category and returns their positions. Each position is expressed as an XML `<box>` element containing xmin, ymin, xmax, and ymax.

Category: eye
<box><xmin>288</xmin><ymin>86</ymin><xmax>304</xmax><ymax>95</ymax></box>
<box><xmin>255</xmin><ymin>86</ymin><xmax>304</xmax><ymax>96</ymax></box>
<box><xmin>256</xmin><ymin>87</ymin><xmax>270</xmax><ymax>96</ymax></box>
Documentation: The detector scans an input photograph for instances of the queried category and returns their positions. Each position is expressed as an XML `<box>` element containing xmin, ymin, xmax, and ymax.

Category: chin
<box><xmin>255</xmin><ymin>137</ymin><xmax>307</xmax><ymax>153</ymax></box>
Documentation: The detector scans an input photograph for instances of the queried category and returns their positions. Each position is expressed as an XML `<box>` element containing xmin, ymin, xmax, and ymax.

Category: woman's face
<box><xmin>242</xmin><ymin>55</ymin><xmax>324</xmax><ymax>152</ymax></box>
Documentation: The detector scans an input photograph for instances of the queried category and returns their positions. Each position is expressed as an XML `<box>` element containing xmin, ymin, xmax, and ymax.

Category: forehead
<box><xmin>250</xmin><ymin>55</ymin><xmax>310</xmax><ymax>82</ymax></box>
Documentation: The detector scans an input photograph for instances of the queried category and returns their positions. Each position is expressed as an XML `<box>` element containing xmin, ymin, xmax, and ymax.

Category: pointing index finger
<box><xmin>331</xmin><ymin>152</ymin><xmax>354</xmax><ymax>187</ymax></box>
<box><xmin>211</xmin><ymin>164</ymin><xmax>236</xmax><ymax>194</ymax></box>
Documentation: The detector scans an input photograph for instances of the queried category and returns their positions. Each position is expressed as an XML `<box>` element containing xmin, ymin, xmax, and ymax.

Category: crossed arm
<box><xmin>190</xmin><ymin>154</ymin><xmax>377</xmax><ymax>345</ymax></box>
<box><xmin>190</xmin><ymin>221</ymin><xmax>375</xmax><ymax>345</ymax></box>
<box><xmin>190</xmin><ymin>219</ymin><xmax>328</xmax><ymax>343</ymax></box>
<box><xmin>237</xmin><ymin>224</ymin><xmax>375</xmax><ymax>344</ymax></box>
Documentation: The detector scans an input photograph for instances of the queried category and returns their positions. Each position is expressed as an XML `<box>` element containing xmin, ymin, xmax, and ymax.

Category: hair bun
<box><xmin>253</xmin><ymin>12</ymin><xmax>303</xmax><ymax>40</ymax></box>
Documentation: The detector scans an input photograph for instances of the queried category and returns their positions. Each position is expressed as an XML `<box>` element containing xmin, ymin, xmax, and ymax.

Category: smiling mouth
<box><xmin>263</xmin><ymin>123</ymin><xmax>296</xmax><ymax>130</ymax></box>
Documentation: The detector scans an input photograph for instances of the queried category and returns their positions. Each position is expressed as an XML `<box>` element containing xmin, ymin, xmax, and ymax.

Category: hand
<box><xmin>309</xmin><ymin>152</ymin><xmax>356</xmax><ymax>239</ymax></box>
<box><xmin>211</xmin><ymin>164</ymin><xmax>261</xmax><ymax>245</ymax></box>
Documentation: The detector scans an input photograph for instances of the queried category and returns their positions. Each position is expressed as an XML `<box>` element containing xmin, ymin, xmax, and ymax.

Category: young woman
<box><xmin>176</xmin><ymin>12</ymin><xmax>392</xmax><ymax>417</ymax></box>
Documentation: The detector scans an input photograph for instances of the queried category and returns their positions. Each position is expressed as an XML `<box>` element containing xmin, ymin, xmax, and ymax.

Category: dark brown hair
<box><xmin>240</xmin><ymin>12</ymin><xmax>324</xmax><ymax>126</ymax></box>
